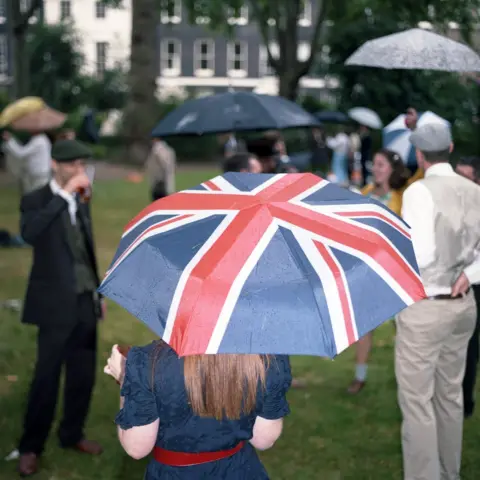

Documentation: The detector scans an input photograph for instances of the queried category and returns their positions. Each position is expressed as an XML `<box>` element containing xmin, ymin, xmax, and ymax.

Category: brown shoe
<box><xmin>68</xmin><ymin>439</ymin><xmax>103</xmax><ymax>455</ymax></box>
<box><xmin>18</xmin><ymin>453</ymin><xmax>38</xmax><ymax>477</ymax></box>
<box><xmin>347</xmin><ymin>379</ymin><xmax>366</xmax><ymax>394</ymax></box>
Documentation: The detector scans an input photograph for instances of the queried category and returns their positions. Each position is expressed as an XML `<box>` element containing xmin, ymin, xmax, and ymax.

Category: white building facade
<box><xmin>42</xmin><ymin>1</ymin><xmax>334</xmax><ymax>98</ymax></box>
<box><xmin>43</xmin><ymin>0</ymin><xmax>131</xmax><ymax>75</ymax></box>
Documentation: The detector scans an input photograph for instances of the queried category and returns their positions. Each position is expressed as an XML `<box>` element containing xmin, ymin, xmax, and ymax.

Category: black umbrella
<box><xmin>151</xmin><ymin>92</ymin><xmax>320</xmax><ymax>137</ymax></box>
<box><xmin>314</xmin><ymin>111</ymin><xmax>351</xmax><ymax>124</ymax></box>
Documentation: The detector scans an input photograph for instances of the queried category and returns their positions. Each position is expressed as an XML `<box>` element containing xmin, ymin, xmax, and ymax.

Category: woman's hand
<box><xmin>104</xmin><ymin>344</ymin><xmax>127</xmax><ymax>385</ymax></box>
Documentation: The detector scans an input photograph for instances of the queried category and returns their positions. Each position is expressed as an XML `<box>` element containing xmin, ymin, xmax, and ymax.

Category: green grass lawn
<box><xmin>1</xmin><ymin>171</ymin><xmax>480</xmax><ymax>480</ymax></box>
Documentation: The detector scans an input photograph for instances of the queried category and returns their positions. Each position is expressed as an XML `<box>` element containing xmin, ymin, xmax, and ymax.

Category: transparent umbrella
<box><xmin>345</xmin><ymin>28</ymin><xmax>480</xmax><ymax>72</ymax></box>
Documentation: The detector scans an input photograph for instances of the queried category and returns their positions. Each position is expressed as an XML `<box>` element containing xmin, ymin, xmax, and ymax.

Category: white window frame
<box><xmin>0</xmin><ymin>34</ymin><xmax>8</xmax><ymax>75</ymax></box>
<box><xmin>297</xmin><ymin>42</ymin><xmax>310</xmax><ymax>62</ymax></box>
<box><xmin>95</xmin><ymin>1</ymin><xmax>107</xmax><ymax>19</ymax></box>
<box><xmin>227</xmin><ymin>5</ymin><xmax>248</xmax><ymax>25</ymax></box>
<box><xmin>259</xmin><ymin>43</ymin><xmax>278</xmax><ymax>77</ymax></box>
<box><xmin>161</xmin><ymin>0</ymin><xmax>182</xmax><ymax>24</ymax></box>
<box><xmin>160</xmin><ymin>38</ymin><xmax>181</xmax><ymax>77</ymax></box>
<box><xmin>194</xmin><ymin>0</ymin><xmax>210</xmax><ymax>25</ymax></box>
<box><xmin>59</xmin><ymin>0</ymin><xmax>71</xmax><ymax>21</ymax></box>
<box><xmin>227</xmin><ymin>41</ymin><xmax>248</xmax><ymax>78</ymax></box>
<box><xmin>298</xmin><ymin>0</ymin><xmax>312</xmax><ymax>26</ymax></box>
<box><xmin>193</xmin><ymin>39</ymin><xmax>215</xmax><ymax>77</ymax></box>
<box><xmin>96</xmin><ymin>41</ymin><xmax>109</xmax><ymax>77</ymax></box>
<box><xmin>0</xmin><ymin>0</ymin><xmax>5</xmax><ymax>24</ymax></box>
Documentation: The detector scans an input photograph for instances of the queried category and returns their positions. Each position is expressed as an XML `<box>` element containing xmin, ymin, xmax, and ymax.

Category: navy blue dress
<box><xmin>115</xmin><ymin>343</ymin><xmax>292</xmax><ymax>479</ymax></box>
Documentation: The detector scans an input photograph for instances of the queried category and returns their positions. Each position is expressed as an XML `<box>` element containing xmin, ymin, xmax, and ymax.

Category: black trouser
<box><xmin>151</xmin><ymin>181</ymin><xmax>167</xmax><ymax>202</ymax></box>
<box><xmin>19</xmin><ymin>293</ymin><xmax>97</xmax><ymax>454</ymax></box>
<box><xmin>463</xmin><ymin>284</ymin><xmax>480</xmax><ymax>415</ymax></box>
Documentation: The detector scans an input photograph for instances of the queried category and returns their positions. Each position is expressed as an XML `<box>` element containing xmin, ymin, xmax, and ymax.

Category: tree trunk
<box><xmin>14</xmin><ymin>31</ymin><xmax>29</xmax><ymax>97</ymax></box>
<box><xmin>278</xmin><ymin>73</ymin><xmax>300</xmax><ymax>101</ymax></box>
<box><xmin>121</xmin><ymin>0</ymin><xmax>158</xmax><ymax>165</ymax></box>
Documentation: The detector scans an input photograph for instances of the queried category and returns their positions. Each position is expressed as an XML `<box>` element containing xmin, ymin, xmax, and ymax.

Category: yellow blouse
<box><xmin>361</xmin><ymin>168</ymin><xmax>424</xmax><ymax>216</ymax></box>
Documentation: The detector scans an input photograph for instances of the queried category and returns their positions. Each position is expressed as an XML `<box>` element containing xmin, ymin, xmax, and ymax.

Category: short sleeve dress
<box><xmin>115</xmin><ymin>343</ymin><xmax>292</xmax><ymax>480</ymax></box>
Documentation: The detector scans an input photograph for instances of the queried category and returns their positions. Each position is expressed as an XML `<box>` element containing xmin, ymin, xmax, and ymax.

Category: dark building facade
<box><xmin>0</xmin><ymin>0</ymin><xmax>11</xmax><ymax>86</ymax></box>
<box><xmin>156</xmin><ymin>1</ymin><xmax>335</xmax><ymax>99</ymax></box>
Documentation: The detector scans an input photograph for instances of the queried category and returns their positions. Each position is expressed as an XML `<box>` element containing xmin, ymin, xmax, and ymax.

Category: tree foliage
<box><xmin>26</xmin><ymin>22</ymin><xmax>128</xmax><ymax>113</ymax></box>
<box><xmin>327</xmin><ymin>9</ymin><xmax>480</xmax><ymax>153</ymax></box>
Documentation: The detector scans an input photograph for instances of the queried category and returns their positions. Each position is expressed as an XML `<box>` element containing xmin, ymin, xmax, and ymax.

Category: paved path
<box><xmin>0</xmin><ymin>161</ymin><xmax>217</xmax><ymax>186</ymax></box>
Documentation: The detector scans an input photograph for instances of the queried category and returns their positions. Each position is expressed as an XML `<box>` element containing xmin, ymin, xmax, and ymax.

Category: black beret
<box><xmin>51</xmin><ymin>139</ymin><xmax>92</xmax><ymax>163</ymax></box>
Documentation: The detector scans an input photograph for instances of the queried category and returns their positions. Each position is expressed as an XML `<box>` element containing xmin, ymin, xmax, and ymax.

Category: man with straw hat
<box><xmin>17</xmin><ymin>140</ymin><xmax>103</xmax><ymax>476</ymax></box>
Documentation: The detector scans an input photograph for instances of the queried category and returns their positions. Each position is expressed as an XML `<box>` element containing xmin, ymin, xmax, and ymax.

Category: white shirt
<box><xmin>326</xmin><ymin>133</ymin><xmax>350</xmax><ymax>156</ymax></box>
<box><xmin>3</xmin><ymin>134</ymin><xmax>51</xmax><ymax>177</ymax></box>
<box><xmin>50</xmin><ymin>179</ymin><xmax>77</xmax><ymax>225</ymax></box>
<box><xmin>402</xmin><ymin>163</ymin><xmax>480</xmax><ymax>296</ymax></box>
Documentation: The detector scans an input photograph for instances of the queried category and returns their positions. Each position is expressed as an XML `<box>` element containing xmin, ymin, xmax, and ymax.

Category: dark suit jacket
<box><xmin>20</xmin><ymin>184</ymin><xmax>101</xmax><ymax>328</ymax></box>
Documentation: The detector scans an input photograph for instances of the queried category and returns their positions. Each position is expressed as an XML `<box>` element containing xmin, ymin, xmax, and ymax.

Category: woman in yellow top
<box><xmin>347</xmin><ymin>149</ymin><xmax>423</xmax><ymax>394</ymax></box>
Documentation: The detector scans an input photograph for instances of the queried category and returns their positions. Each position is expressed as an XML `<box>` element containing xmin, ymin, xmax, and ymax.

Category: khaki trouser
<box><xmin>395</xmin><ymin>292</ymin><xmax>476</xmax><ymax>480</ymax></box>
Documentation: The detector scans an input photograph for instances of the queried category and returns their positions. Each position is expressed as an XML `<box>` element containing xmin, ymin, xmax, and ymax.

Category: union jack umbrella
<box><xmin>99</xmin><ymin>173</ymin><xmax>426</xmax><ymax>357</ymax></box>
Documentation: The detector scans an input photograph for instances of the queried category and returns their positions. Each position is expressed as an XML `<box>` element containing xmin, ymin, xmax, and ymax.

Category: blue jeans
<box><xmin>332</xmin><ymin>152</ymin><xmax>348</xmax><ymax>185</ymax></box>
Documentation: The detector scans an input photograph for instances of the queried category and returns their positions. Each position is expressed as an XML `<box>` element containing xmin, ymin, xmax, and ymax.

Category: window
<box><xmin>227</xmin><ymin>41</ymin><xmax>247</xmax><ymax>77</ymax></box>
<box><xmin>95</xmin><ymin>1</ymin><xmax>106</xmax><ymax>18</ymax></box>
<box><xmin>259</xmin><ymin>44</ymin><xmax>278</xmax><ymax>77</ymax></box>
<box><xmin>193</xmin><ymin>39</ymin><xmax>214</xmax><ymax>75</ymax></box>
<box><xmin>161</xmin><ymin>0</ymin><xmax>181</xmax><ymax>23</ymax></box>
<box><xmin>96</xmin><ymin>42</ymin><xmax>109</xmax><ymax>76</ymax></box>
<box><xmin>193</xmin><ymin>0</ymin><xmax>210</xmax><ymax>25</ymax></box>
<box><xmin>0</xmin><ymin>0</ymin><xmax>5</xmax><ymax>21</ymax></box>
<box><xmin>298</xmin><ymin>0</ymin><xmax>312</xmax><ymax>26</ymax></box>
<box><xmin>160</xmin><ymin>39</ymin><xmax>181</xmax><ymax>76</ymax></box>
<box><xmin>297</xmin><ymin>42</ymin><xmax>310</xmax><ymax>62</ymax></box>
<box><xmin>20</xmin><ymin>0</ymin><xmax>28</xmax><ymax>12</ymax></box>
<box><xmin>0</xmin><ymin>34</ymin><xmax>8</xmax><ymax>75</ymax></box>
<box><xmin>228</xmin><ymin>5</ymin><xmax>248</xmax><ymax>25</ymax></box>
<box><xmin>60</xmin><ymin>0</ymin><xmax>71</xmax><ymax>21</ymax></box>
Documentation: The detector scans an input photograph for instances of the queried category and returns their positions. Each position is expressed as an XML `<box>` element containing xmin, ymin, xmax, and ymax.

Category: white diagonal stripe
<box><xmin>205</xmin><ymin>221</ymin><xmax>278</xmax><ymax>354</ymax></box>
<box><xmin>294</xmin><ymin>232</ymin><xmax>355</xmax><ymax>354</ymax></box>
<box><xmin>163</xmin><ymin>213</ymin><xmax>237</xmax><ymax>343</ymax></box>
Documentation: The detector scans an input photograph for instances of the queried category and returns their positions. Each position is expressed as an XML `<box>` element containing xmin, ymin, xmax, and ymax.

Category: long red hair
<box><xmin>153</xmin><ymin>342</ymin><xmax>269</xmax><ymax>420</ymax></box>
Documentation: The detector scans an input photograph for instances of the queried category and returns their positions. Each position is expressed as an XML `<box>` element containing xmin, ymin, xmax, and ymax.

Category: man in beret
<box><xmin>17</xmin><ymin>139</ymin><xmax>103</xmax><ymax>476</ymax></box>
<box><xmin>396</xmin><ymin>125</ymin><xmax>480</xmax><ymax>479</ymax></box>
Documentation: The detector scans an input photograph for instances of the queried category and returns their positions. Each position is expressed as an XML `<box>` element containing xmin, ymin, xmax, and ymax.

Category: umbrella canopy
<box><xmin>0</xmin><ymin>96</ymin><xmax>45</xmax><ymax>128</ymax></box>
<box><xmin>383</xmin><ymin>111</ymin><xmax>450</xmax><ymax>167</ymax></box>
<box><xmin>151</xmin><ymin>92</ymin><xmax>320</xmax><ymax>137</ymax></box>
<box><xmin>345</xmin><ymin>28</ymin><xmax>480</xmax><ymax>72</ymax></box>
<box><xmin>11</xmin><ymin>106</ymin><xmax>66</xmax><ymax>132</ymax></box>
<box><xmin>99</xmin><ymin>172</ymin><xmax>425</xmax><ymax>357</ymax></box>
<box><xmin>348</xmin><ymin>107</ymin><xmax>383</xmax><ymax>129</ymax></box>
<box><xmin>314</xmin><ymin>111</ymin><xmax>350</xmax><ymax>124</ymax></box>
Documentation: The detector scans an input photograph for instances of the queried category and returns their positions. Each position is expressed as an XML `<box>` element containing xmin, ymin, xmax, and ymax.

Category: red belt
<box><xmin>153</xmin><ymin>441</ymin><xmax>245</xmax><ymax>467</ymax></box>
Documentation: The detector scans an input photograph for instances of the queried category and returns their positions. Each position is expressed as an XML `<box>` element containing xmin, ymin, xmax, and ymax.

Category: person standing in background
<box><xmin>145</xmin><ymin>138</ymin><xmax>176</xmax><ymax>202</ymax></box>
<box><xmin>17</xmin><ymin>140</ymin><xmax>104</xmax><ymax>476</ymax></box>
<box><xmin>326</xmin><ymin>128</ymin><xmax>350</xmax><ymax>186</ymax></box>
<box><xmin>223</xmin><ymin>152</ymin><xmax>263</xmax><ymax>174</ymax></box>
<box><xmin>396</xmin><ymin>125</ymin><xmax>480</xmax><ymax>480</ymax></box>
<box><xmin>359</xmin><ymin>125</ymin><xmax>372</xmax><ymax>186</ymax></box>
<box><xmin>2</xmin><ymin>129</ymin><xmax>52</xmax><ymax>195</ymax></box>
<box><xmin>455</xmin><ymin>155</ymin><xmax>480</xmax><ymax>418</ymax></box>
<box><xmin>347</xmin><ymin>149</ymin><xmax>412</xmax><ymax>394</ymax></box>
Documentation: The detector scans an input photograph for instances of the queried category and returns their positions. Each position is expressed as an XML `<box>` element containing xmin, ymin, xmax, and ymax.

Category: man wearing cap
<box><xmin>17</xmin><ymin>140</ymin><xmax>103</xmax><ymax>476</ymax></box>
<box><xmin>396</xmin><ymin>124</ymin><xmax>480</xmax><ymax>480</ymax></box>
